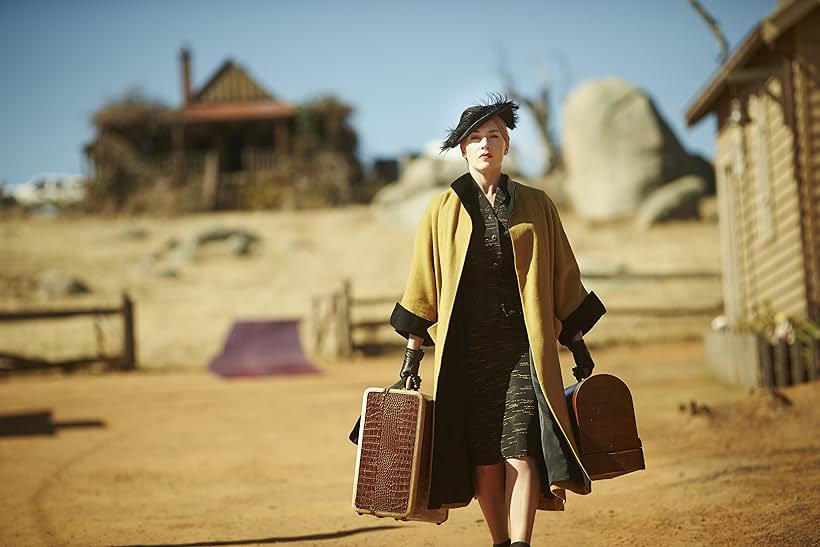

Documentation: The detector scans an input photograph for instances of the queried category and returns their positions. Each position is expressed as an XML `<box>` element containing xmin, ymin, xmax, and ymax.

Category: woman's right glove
<box><xmin>397</xmin><ymin>347</ymin><xmax>424</xmax><ymax>390</ymax></box>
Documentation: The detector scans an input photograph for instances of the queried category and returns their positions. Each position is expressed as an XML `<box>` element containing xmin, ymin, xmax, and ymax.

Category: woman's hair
<box><xmin>460</xmin><ymin>115</ymin><xmax>510</xmax><ymax>154</ymax></box>
<box><xmin>488</xmin><ymin>116</ymin><xmax>510</xmax><ymax>151</ymax></box>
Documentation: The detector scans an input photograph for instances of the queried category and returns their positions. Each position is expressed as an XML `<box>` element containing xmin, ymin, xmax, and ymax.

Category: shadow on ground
<box><xmin>113</xmin><ymin>524</ymin><xmax>403</xmax><ymax>546</ymax></box>
<box><xmin>0</xmin><ymin>409</ymin><xmax>106</xmax><ymax>437</ymax></box>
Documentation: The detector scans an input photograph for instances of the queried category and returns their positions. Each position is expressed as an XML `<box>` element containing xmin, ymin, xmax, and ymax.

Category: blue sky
<box><xmin>0</xmin><ymin>0</ymin><xmax>774</xmax><ymax>185</ymax></box>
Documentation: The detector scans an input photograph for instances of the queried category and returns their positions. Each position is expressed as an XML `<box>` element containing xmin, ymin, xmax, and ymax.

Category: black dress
<box><xmin>461</xmin><ymin>176</ymin><xmax>541</xmax><ymax>465</ymax></box>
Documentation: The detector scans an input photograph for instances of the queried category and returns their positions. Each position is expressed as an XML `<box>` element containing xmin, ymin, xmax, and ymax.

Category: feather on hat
<box><xmin>440</xmin><ymin>92</ymin><xmax>520</xmax><ymax>153</ymax></box>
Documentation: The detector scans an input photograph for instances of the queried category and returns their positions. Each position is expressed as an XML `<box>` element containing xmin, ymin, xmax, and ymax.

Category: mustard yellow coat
<box><xmin>390</xmin><ymin>172</ymin><xmax>606</xmax><ymax>511</ymax></box>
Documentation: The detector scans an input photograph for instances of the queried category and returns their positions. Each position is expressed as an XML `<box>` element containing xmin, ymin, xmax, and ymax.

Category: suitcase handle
<box><xmin>348</xmin><ymin>375</ymin><xmax>421</xmax><ymax>445</ymax></box>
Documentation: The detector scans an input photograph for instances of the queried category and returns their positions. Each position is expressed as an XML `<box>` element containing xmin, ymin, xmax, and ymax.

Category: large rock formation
<box><xmin>562</xmin><ymin>78</ymin><xmax>714</xmax><ymax>224</ymax></box>
<box><xmin>372</xmin><ymin>145</ymin><xmax>469</xmax><ymax>207</ymax></box>
<box><xmin>373</xmin><ymin>142</ymin><xmax>522</xmax><ymax>227</ymax></box>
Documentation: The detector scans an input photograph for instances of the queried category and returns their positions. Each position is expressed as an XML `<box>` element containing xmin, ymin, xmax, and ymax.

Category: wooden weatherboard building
<box><xmin>86</xmin><ymin>48</ymin><xmax>359</xmax><ymax>210</ymax></box>
<box><xmin>685</xmin><ymin>0</ymin><xmax>819</xmax><ymax>387</ymax></box>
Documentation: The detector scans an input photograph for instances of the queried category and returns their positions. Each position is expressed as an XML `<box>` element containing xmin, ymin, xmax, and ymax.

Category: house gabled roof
<box><xmin>181</xmin><ymin>58</ymin><xmax>296</xmax><ymax>123</ymax></box>
<box><xmin>684</xmin><ymin>0</ymin><xmax>820</xmax><ymax>127</ymax></box>
<box><xmin>193</xmin><ymin>59</ymin><xmax>272</xmax><ymax>104</ymax></box>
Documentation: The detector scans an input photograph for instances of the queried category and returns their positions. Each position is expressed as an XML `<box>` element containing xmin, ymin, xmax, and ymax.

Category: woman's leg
<box><xmin>504</xmin><ymin>455</ymin><xmax>540</xmax><ymax>544</ymax></box>
<box><xmin>473</xmin><ymin>462</ymin><xmax>510</xmax><ymax>544</ymax></box>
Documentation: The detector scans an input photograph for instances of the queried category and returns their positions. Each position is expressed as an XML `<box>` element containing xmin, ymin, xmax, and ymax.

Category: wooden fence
<box><xmin>705</xmin><ymin>329</ymin><xmax>820</xmax><ymax>389</ymax></box>
<box><xmin>311</xmin><ymin>279</ymin><xmax>393</xmax><ymax>358</ymax></box>
<box><xmin>0</xmin><ymin>293</ymin><xmax>136</xmax><ymax>374</ymax></box>
<box><xmin>758</xmin><ymin>336</ymin><xmax>820</xmax><ymax>387</ymax></box>
<box><xmin>311</xmin><ymin>273</ymin><xmax>724</xmax><ymax>359</ymax></box>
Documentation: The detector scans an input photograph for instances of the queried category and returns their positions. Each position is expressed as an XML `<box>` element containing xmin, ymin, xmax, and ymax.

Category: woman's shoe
<box><xmin>492</xmin><ymin>540</ymin><xmax>511</xmax><ymax>547</ymax></box>
<box><xmin>510</xmin><ymin>542</ymin><xmax>531</xmax><ymax>547</ymax></box>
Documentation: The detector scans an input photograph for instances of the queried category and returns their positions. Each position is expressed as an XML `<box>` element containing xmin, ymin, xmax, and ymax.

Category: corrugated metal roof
<box><xmin>180</xmin><ymin>101</ymin><xmax>296</xmax><ymax>123</ymax></box>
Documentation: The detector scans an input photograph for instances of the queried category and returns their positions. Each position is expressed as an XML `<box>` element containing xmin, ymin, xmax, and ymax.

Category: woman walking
<box><xmin>389</xmin><ymin>93</ymin><xmax>606</xmax><ymax>547</ymax></box>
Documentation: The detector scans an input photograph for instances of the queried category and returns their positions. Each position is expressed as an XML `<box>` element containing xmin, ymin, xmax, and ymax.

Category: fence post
<box><xmin>310</xmin><ymin>296</ymin><xmax>319</xmax><ymax>357</ymax></box>
<box><xmin>339</xmin><ymin>279</ymin><xmax>353</xmax><ymax>358</ymax></box>
<box><xmin>810</xmin><ymin>339</ymin><xmax>820</xmax><ymax>382</ymax></box>
<box><xmin>758</xmin><ymin>335</ymin><xmax>774</xmax><ymax>388</ymax></box>
<box><xmin>790</xmin><ymin>341</ymin><xmax>805</xmax><ymax>384</ymax></box>
<box><xmin>774</xmin><ymin>339</ymin><xmax>790</xmax><ymax>386</ymax></box>
<box><xmin>121</xmin><ymin>292</ymin><xmax>136</xmax><ymax>371</ymax></box>
<box><xmin>329</xmin><ymin>289</ymin><xmax>339</xmax><ymax>358</ymax></box>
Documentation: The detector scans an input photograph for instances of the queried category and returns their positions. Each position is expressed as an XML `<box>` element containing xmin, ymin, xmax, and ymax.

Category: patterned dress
<box><xmin>461</xmin><ymin>176</ymin><xmax>541</xmax><ymax>465</ymax></box>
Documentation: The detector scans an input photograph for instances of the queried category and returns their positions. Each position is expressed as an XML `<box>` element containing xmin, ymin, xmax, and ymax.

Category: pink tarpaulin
<box><xmin>208</xmin><ymin>320</ymin><xmax>320</xmax><ymax>377</ymax></box>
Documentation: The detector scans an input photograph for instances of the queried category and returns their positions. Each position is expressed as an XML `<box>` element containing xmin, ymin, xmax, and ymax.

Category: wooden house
<box><xmin>685</xmin><ymin>0</ymin><xmax>819</xmax><ymax>387</ymax></box>
<box><xmin>85</xmin><ymin>48</ymin><xmax>360</xmax><ymax>209</ymax></box>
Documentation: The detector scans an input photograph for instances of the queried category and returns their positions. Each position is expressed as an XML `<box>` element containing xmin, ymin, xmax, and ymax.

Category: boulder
<box><xmin>188</xmin><ymin>226</ymin><xmax>260</xmax><ymax>258</ymax></box>
<box><xmin>536</xmin><ymin>167</ymin><xmax>570</xmax><ymax>208</ymax></box>
<box><xmin>116</xmin><ymin>227</ymin><xmax>150</xmax><ymax>241</ymax></box>
<box><xmin>698</xmin><ymin>195</ymin><xmax>719</xmax><ymax>223</ymax></box>
<box><xmin>373</xmin><ymin>141</ymin><xmax>523</xmax><ymax>227</ymax></box>
<box><xmin>635</xmin><ymin>175</ymin><xmax>707</xmax><ymax>229</ymax></box>
<box><xmin>139</xmin><ymin>226</ymin><xmax>260</xmax><ymax>278</ymax></box>
<box><xmin>36</xmin><ymin>270</ymin><xmax>91</xmax><ymax>297</ymax></box>
<box><xmin>372</xmin><ymin>149</ymin><xmax>469</xmax><ymax>207</ymax></box>
<box><xmin>388</xmin><ymin>188</ymin><xmax>444</xmax><ymax>229</ymax></box>
<box><xmin>562</xmin><ymin>78</ymin><xmax>713</xmax><ymax>221</ymax></box>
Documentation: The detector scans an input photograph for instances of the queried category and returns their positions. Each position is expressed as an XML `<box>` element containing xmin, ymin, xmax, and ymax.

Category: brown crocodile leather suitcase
<box><xmin>564</xmin><ymin>374</ymin><xmax>645</xmax><ymax>480</ymax></box>
<box><xmin>352</xmin><ymin>387</ymin><xmax>448</xmax><ymax>524</ymax></box>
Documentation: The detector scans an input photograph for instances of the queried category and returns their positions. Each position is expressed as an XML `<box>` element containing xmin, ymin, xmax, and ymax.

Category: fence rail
<box><xmin>705</xmin><ymin>329</ymin><xmax>819</xmax><ymax>389</ymax></box>
<box><xmin>310</xmin><ymin>273</ymin><xmax>724</xmax><ymax>359</ymax></box>
<box><xmin>0</xmin><ymin>293</ymin><xmax>136</xmax><ymax>374</ymax></box>
<box><xmin>581</xmin><ymin>270</ymin><xmax>721</xmax><ymax>281</ymax></box>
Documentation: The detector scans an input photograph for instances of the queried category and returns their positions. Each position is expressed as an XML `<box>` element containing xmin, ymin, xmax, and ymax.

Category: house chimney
<box><xmin>180</xmin><ymin>47</ymin><xmax>192</xmax><ymax>105</ymax></box>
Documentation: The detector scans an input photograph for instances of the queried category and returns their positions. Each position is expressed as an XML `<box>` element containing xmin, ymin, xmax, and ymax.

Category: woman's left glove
<box><xmin>569</xmin><ymin>339</ymin><xmax>595</xmax><ymax>381</ymax></box>
<box><xmin>398</xmin><ymin>347</ymin><xmax>424</xmax><ymax>390</ymax></box>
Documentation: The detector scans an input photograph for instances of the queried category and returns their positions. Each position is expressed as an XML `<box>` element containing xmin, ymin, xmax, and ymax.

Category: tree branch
<box><xmin>687</xmin><ymin>0</ymin><xmax>729</xmax><ymax>64</ymax></box>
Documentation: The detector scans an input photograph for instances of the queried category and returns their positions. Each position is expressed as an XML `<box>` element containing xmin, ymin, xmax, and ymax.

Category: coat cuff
<box><xmin>390</xmin><ymin>303</ymin><xmax>435</xmax><ymax>347</ymax></box>
<box><xmin>558</xmin><ymin>291</ymin><xmax>606</xmax><ymax>347</ymax></box>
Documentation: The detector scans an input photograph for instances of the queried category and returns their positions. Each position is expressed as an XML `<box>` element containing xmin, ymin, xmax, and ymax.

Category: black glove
<box><xmin>397</xmin><ymin>347</ymin><xmax>424</xmax><ymax>390</ymax></box>
<box><xmin>569</xmin><ymin>338</ymin><xmax>595</xmax><ymax>382</ymax></box>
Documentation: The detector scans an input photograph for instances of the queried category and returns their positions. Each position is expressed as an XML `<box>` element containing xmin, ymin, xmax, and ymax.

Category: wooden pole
<box><xmin>201</xmin><ymin>149</ymin><xmax>220</xmax><ymax>211</ymax></box>
<box><xmin>275</xmin><ymin>119</ymin><xmax>290</xmax><ymax>159</ymax></box>
<box><xmin>172</xmin><ymin>122</ymin><xmax>187</xmax><ymax>187</ymax></box>
<box><xmin>121</xmin><ymin>292</ymin><xmax>136</xmax><ymax>371</ymax></box>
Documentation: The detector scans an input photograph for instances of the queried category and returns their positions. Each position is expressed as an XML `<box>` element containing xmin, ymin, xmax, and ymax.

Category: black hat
<box><xmin>440</xmin><ymin>92</ymin><xmax>520</xmax><ymax>153</ymax></box>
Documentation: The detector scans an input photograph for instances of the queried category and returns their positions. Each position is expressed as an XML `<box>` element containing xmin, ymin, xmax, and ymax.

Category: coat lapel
<box><xmin>450</xmin><ymin>172</ymin><xmax>516</xmax><ymax>215</ymax></box>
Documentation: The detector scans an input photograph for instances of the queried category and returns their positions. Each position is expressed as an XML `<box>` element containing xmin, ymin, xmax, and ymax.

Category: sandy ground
<box><xmin>0</xmin><ymin>205</ymin><xmax>722</xmax><ymax>368</ymax></box>
<box><xmin>1</xmin><ymin>204</ymin><xmax>818</xmax><ymax>545</ymax></box>
<box><xmin>1</xmin><ymin>341</ymin><xmax>819</xmax><ymax>547</ymax></box>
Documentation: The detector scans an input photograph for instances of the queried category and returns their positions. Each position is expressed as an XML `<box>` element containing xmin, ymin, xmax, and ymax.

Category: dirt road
<box><xmin>1</xmin><ymin>206</ymin><xmax>816</xmax><ymax>545</ymax></box>
<box><xmin>1</xmin><ymin>340</ymin><xmax>818</xmax><ymax>547</ymax></box>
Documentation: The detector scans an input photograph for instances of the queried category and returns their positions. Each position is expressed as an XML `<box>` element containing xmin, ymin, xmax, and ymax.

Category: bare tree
<box><xmin>687</xmin><ymin>0</ymin><xmax>729</xmax><ymax>64</ymax></box>
<box><xmin>497</xmin><ymin>48</ymin><xmax>564</xmax><ymax>176</ymax></box>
